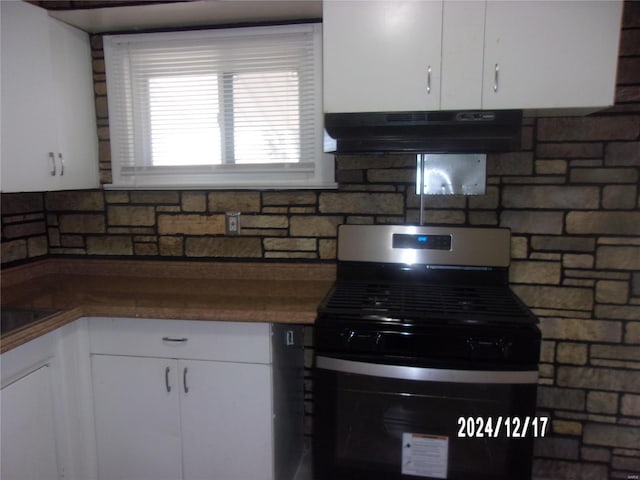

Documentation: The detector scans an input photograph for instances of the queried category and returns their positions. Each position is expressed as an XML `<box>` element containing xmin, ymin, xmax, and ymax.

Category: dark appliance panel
<box><xmin>313</xmin><ymin>225</ymin><xmax>542</xmax><ymax>480</ymax></box>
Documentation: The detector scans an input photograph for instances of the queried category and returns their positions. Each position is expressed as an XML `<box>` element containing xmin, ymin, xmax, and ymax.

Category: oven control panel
<box><xmin>337</xmin><ymin>225</ymin><xmax>512</xmax><ymax>267</ymax></box>
<box><xmin>392</xmin><ymin>233</ymin><xmax>451</xmax><ymax>250</ymax></box>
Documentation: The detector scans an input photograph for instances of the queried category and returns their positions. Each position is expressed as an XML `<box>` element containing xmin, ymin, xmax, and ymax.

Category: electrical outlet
<box><xmin>225</xmin><ymin>212</ymin><xmax>241</xmax><ymax>235</ymax></box>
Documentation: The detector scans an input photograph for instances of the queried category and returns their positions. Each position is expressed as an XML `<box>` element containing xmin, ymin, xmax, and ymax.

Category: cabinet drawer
<box><xmin>88</xmin><ymin>317</ymin><xmax>271</xmax><ymax>364</ymax></box>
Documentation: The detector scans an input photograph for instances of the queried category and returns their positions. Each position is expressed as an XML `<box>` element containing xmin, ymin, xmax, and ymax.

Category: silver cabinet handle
<box><xmin>162</xmin><ymin>337</ymin><xmax>188</xmax><ymax>343</ymax></box>
<box><xmin>493</xmin><ymin>63</ymin><xmax>499</xmax><ymax>92</ymax></box>
<box><xmin>165</xmin><ymin>366</ymin><xmax>171</xmax><ymax>393</ymax></box>
<box><xmin>286</xmin><ymin>330</ymin><xmax>295</xmax><ymax>346</ymax></box>
<box><xmin>183</xmin><ymin>367</ymin><xmax>189</xmax><ymax>394</ymax></box>
<box><xmin>49</xmin><ymin>152</ymin><xmax>56</xmax><ymax>176</ymax></box>
<box><xmin>58</xmin><ymin>153</ymin><xmax>64</xmax><ymax>176</ymax></box>
<box><xmin>426</xmin><ymin>65</ymin><xmax>432</xmax><ymax>94</ymax></box>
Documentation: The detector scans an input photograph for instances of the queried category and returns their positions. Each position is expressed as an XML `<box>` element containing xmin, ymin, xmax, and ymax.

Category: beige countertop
<box><xmin>1</xmin><ymin>258</ymin><xmax>336</xmax><ymax>353</ymax></box>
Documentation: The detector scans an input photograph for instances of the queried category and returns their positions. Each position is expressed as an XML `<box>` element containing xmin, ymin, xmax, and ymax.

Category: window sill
<box><xmin>103</xmin><ymin>182</ymin><xmax>338</xmax><ymax>191</ymax></box>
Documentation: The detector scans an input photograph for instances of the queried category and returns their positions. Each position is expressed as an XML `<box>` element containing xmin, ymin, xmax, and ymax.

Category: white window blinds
<box><xmin>104</xmin><ymin>23</ymin><xmax>334</xmax><ymax>189</ymax></box>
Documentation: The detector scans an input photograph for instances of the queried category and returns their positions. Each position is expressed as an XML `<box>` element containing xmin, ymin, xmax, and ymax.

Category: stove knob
<box><xmin>500</xmin><ymin>339</ymin><xmax>513</xmax><ymax>358</ymax></box>
<box><xmin>343</xmin><ymin>330</ymin><xmax>356</xmax><ymax>344</ymax></box>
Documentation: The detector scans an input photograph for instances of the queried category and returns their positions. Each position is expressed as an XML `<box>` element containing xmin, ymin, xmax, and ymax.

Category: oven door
<box><xmin>313</xmin><ymin>355</ymin><xmax>539</xmax><ymax>480</ymax></box>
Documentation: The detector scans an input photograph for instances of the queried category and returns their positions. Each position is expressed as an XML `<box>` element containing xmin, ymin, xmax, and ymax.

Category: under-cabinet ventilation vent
<box><xmin>325</xmin><ymin>110</ymin><xmax>522</xmax><ymax>154</ymax></box>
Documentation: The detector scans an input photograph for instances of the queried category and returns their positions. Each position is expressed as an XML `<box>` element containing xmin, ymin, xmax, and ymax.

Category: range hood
<box><xmin>324</xmin><ymin>110</ymin><xmax>522</xmax><ymax>154</ymax></box>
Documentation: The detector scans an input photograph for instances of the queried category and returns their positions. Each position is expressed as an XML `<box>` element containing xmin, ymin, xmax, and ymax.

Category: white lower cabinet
<box><xmin>88</xmin><ymin>318</ymin><xmax>304</xmax><ymax>480</ymax></box>
<box><xmin>0</xmin><ymin>317</ymin><xmax>303</xmax><ymax>480</ymax></box>
<box><xmin>92</xmin><ymin>356</ymin><xmax>272</xmax><ymax>480</ymax></box>
<box><xmin>91</xmin><ymin>355</ymin><xmax>183</xmax><ymax>480</ymax></box>
<box><xmin>180</xmin><ymin>360</ymin><xmax>272</xmax><ymax>480</ymax></box>
<box><xmin>0</xmin><ymin>365</ymin><xmax>59</xmax><ymax>480</ymax></box>
<box><xmin>0</xmin><ymin>319</ymin><xmax>95</xmax><ymax>480</ymax></box>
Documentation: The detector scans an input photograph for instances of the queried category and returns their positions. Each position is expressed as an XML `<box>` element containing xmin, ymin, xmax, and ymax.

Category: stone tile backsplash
<box><xmin>1</xmin><ymin>2</ymin><xmax>639</xmax><ymax>478</ymax></box>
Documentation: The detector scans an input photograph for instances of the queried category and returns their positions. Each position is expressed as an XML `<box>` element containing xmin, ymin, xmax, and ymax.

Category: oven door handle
<box><xmin>316</xmin><ymin>356</ymin><xmax>538</xmax><ymax>384</ymax></box>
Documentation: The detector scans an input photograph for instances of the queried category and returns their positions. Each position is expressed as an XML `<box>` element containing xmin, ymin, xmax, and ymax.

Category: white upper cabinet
<box><xmin>323</xmin><ymin>0</ymin><xmax>443</xmax><ymax>113</ymax></box>
<box><xmin>481</xmin><ymin>1</ymin><xmax>623</xmax><ymax>112</ymax></box>
<box><xmin>1</xmin><ymin>1</ymin><xmax>99</xmax><ymax>193</ymax></box>
<box><xmin>1</xmin><ymin>0</ymin><xmax>58</xmax><ymax>192</ymax></box>
<box><xmin>48</xmin><ymin>15</ymin><xmax>101</xmax><ymax>190</ymax></box>
<box><xmin>440</xmin><ymin>1</ymin><xmax>486</xmax><ymax>110</ymax></box>
<box><xmin>323</xmin><ymin>0</ymin><xmax>623</xmax><ymax>114</ymax></box>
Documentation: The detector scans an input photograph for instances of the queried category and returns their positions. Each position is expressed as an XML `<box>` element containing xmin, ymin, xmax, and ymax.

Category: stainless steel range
<box><xmin>313</xmin><ymin>225</ymin><xmax>541</xmax><ymax>480</ymax></box>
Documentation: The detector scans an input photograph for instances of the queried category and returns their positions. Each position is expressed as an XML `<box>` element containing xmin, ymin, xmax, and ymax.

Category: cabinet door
<box><xmin>482</xmin><ymin>1</ymin><xmax>622</xmax><ymax>110</ymax></box>
<box><xmin>0</xmin><ymin>0</ymin><xmax>58</xmax><ymax>193</ymax></box>
<box><xmin>49</xmin><ymin>16</ymin><xmax>99</xmax><ymax>190</ymax></box>
<box><xmin>0</xmin><ymin>1</ymin><xmax>99</xmax><ymax>193</ymax></box>
<box><xmin>1</xmin><ymin>365</ymin><xmax>59</xmax><ymax>480</ymax></box>
<box><xmin>323</xmin><ymin>0</ymin><xmax>443</xmax><ymax>113</ymax></box>
<box><xmin>180</xmin><ymin>360</ymin><xmax>274</xmax><ymax>480</ymax></box>
<box><xmin>440</xmin><ymin>1</ymin><xmax>486</xmax><ymax>110</ymax></box>
<box><xmin>91</xmin><ymin>355</ymin><xmax>182</xmax><ymax>480</ymax></box>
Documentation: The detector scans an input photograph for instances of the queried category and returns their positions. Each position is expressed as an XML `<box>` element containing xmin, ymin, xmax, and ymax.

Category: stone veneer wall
<box><xmin>1</xmin><ymin>2</ymin><xmax>639</xmax><ymax>477</ymax></box>
<box><xmin>1</xmin><ymin>192</ymin><xmax>49</xmax><ymax>263</ymax></box>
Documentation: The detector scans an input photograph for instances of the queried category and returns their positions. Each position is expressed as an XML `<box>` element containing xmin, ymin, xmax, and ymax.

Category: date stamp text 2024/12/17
<box><xmin>457</xmin><ymin>416</ymin><xmax>548</xmax><ymax>438</ymax></box>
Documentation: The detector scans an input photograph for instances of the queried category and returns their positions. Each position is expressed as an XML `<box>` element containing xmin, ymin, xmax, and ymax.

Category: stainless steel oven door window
<box><xmin>313</xmin><ymin>356</ymin><xmax>539</xmax><ymax>480</ymax></box>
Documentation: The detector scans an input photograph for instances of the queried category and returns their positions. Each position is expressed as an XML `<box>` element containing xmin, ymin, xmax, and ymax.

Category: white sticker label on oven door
<box><xmin>401</xmin><ymin>433</ymin><xmax>448</xmax><ymax>478</ymax></box>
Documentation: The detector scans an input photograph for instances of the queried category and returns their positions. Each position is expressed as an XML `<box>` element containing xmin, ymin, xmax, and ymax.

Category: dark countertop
<box><xmin>1</xmin><ymin>258</ymin><xmax>336</xmax><ymax>353</ymax></box>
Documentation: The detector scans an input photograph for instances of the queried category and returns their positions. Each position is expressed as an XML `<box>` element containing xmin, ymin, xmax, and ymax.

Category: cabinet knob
<box><xmin>493</xmin><ymin>63</ymin><xmax>500</xmax><ymax>93</ymax></box>
<box><xmin>426</xmin><ymin>65</ymin><xmax>432</xmax><ymax>94</ymax></box>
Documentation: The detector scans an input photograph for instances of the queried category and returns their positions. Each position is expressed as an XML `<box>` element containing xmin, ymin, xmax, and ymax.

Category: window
<box><xmin>104</xmin><ymin>24</ymin><xmax>334</xmax><ymax>189</ymax></box>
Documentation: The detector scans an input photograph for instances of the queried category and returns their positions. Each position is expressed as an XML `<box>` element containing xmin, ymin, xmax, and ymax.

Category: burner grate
<box><xmin>322</xmin><ymin>282</ymin><xmax>534</xmax><ymax>324</ymax></box>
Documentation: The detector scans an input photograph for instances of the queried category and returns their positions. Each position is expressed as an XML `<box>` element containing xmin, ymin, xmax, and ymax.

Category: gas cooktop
<box><xmin>317</xmin><ymin>225</ymin><xmax>537</xmax><ymax>327</ymax></box>
<box><xmin>320</xmin><ymin>281</ymin><xmax>536</xmax><ymax>325</ymax></box>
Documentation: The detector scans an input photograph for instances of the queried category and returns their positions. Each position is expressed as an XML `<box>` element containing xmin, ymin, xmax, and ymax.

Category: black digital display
<box><xmin>392</xmin><ymin>233</ymin><xmax>452</xmax><ymax>250</ymax></box>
